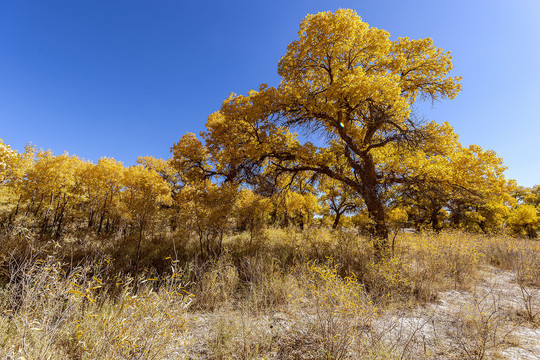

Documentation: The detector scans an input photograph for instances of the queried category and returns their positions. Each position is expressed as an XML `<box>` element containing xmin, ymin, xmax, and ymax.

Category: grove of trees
<box><xmin>0</xmin><ymin>10</ymin><xmax>538</xmax><ymax>262</ymax></box>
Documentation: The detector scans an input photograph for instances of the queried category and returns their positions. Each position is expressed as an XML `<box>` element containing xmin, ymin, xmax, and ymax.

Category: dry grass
<box><xmin>1</xmin><ymin>228</ymin><xmax>540</xmax><ymax>359</ymax></box>
<box><xmin>0</xmin><ymin>256</ymin><xmax>192</xmax><ymax>359</ymax></box>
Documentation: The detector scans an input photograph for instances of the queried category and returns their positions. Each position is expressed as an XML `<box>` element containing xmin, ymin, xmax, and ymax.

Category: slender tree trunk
<box><xmin>97</xmin><ymin>194</ymin><xmax>109</xmax><ymax>234</ymax></box>
<box><xmin>24</xmin><ymin>192</ymin><xmax>35</xmax><ymax>217</ymax></box>
<box><xmin>206</xmin><ymin>233</ymin><xmax>211</xmax><ymax>258</ymax></box>
<box><xmin>97</xmin><ymin>212</ymin><xmax>105</xmax><ymax>234</ymax></box>
<box><xmin>55</xmin><ymin>211</ymin><xmax>65</xmax><ymax>238</ymax></box>
<box><xmin>8</xmin><ymin>194</ymin><xmax>22</xmax><ymax>228</ymax></box>
<box><xmin>249</xmin><ymin>219</ymin><xmax>254</xmax><ymax>245</ymax></box>
<box><xmin>198</xmin><ymin>232</ymin><xmax>205</xmax><ymax>258</ymax></box>
<box><xmin>13</xmin><ymin>194</ymin><xmax>22</xmax><ymax>217</ymax></box>
<box><xmin>134</xmin><ymin>221</ymin><xmax>145</xmax><ymax>274</ymax></box>
<box><xmin>33</xmin><ymin>194</ymin><xmax>44</xmax><ymax>217</ymax></box>
<box><xmin>217</xmin><ymin>230</ymin><xmax>224</xmax><ymax>257</ymax></box>
<box><xmin>88</xmin><ymin>209</ymin><xmax>95</xmax><ymax>228</ymax></box>
<box><xmin>53</xmin><ymin>194</ymin><xmax>67</xmax><ymax>227</ymax></box>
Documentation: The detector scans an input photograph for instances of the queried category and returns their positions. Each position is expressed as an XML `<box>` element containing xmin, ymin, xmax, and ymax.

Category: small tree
<box><xmin>318</xmin><ymin>176</ymin><xmax>361</xmax><ymax>229</ymax></box>
<box><xmin>121</xmin><ymin>165</ymin><xmax>172</xmax><ymax>270</ymax></box>
<box><xmin>176</xmin><ymin>181</ymin><xmax>237</xmax><ymax>257</ymax></box>
<box><xmin>234</xmin><ymin>189</ymin><xmax>270</xmax><ymax>243</ymax></box>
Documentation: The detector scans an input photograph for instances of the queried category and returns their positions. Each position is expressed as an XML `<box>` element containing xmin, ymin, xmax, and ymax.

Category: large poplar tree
<box><xmin>174</xmin><ymin>9</ymin><xmax>462</xmax><ymax>255</ymax></box>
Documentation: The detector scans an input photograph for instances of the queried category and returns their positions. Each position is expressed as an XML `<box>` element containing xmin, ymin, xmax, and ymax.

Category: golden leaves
<box><xmin>508</xmin><ymin>204</ymin><xmax>539</xmax><ymax>237</ymax></box>
<box><xmin>277</xmin><ymin>8</ymin><xmax>460</xmax><ymax>135</ymax></box>
<box><xmin>0</xmin><ymin>138</ymin><xmax>16</xmax><ymax>175</ymax></box>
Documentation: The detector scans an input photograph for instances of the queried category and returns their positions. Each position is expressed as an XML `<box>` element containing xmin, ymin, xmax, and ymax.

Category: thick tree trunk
<box><xmin>367</xmin><ymin>201</ymin><xmax>389</xmax><ymax>259</ymax></box>
<box><xmin>332</xmin><ymin>211</ymin><xmax>342</xmax><ymax>229</ymax></box>
<box><xmin>526</xmin><ymin>225</ymin><xmax>536</xmax><ymax>239</ymax></box>
<box><xmin>478</xmin><ymin>220</ymin><xmax>488</xmax><ymax>234</ymax></box>
<box><xmin>359</xmin><ymin>156</ymin><xmax>389</xmax><ymax>260</ymax></box>
<box><xmin>430</xmin><ymin>207</ymin><xmax>443</xmax><ymax>233</ymax></box>
<box><xmin>451</xmin><ymin>206</ymin><xmax>463</xmax><ymax>227</ymax></box>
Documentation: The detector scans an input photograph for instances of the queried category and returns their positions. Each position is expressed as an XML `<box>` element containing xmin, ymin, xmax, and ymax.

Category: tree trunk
<box><xmin>8</xmin><ymin>194</ymin><xmax>22</xmax><ymax>228</ymax></box>
<box><xmin>97</xmin><ymin>212</ymin><xmax>105</xmax><ymax>234</ymax></box>
<box><xmin>134</xmin><ymin>222</ymin><xmax>144</xmax><ymax>274</ymax></box>
<box><xmin>199</xmin><ymin>232</ymin><xmax>205</xmax><ymax>258</ymax></box>
<box><xmin>430</xmin><ymin>207</ymin><xmax>443</xmax><ymax>233</ymax></box>
<box><xmin>332</xmin><ymin>211</ymin><xmax>342</xmax><ymax>229</ymax></box>
<box><xmin>13</xmin><ymin>194</ymin><xmax>22</xmax><ymax>217</ymax></box>
<box><xmin>478</xmin><ymin>220</ymin><xmax>488</xmax><ymax>234</ymax></box>
<box><xmin>361</xmin><ymin>187</ymin><xmax>388</xmax><ymax>259</ymax></box>
<box><xmin>206</xmin><ymin>233</ymin><xmax>212</xmax><ymax>258</ymax></box>
<box><xmin>24</xmin><ymin>192</ymin><xmax>35</xmax><ymax>217</ymax></box>
<box><xmin>33</xmin><ymin>194</ymin><xmax>44</xmax><ymax>217</ymax></box>
<box><xmin>359</xmin><ymin>155</ymin><xmax>389</xmax><ymax>260</ymax></box>
<box><xmin>451</xmin><ymin>206</ymin><xmax>463</xmax><ymax>227</ymax></box>
<box><xmin>55</xmin><ymin>211</ymin><xmax>64</xmax><ymax>238</ymax></box>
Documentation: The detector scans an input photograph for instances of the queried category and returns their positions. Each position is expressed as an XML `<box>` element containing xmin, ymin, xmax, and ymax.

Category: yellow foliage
<box><xmin>234</xmin><ymin>189</ymin><xmax>271</xmax><ymax>241</ymax></box>
<box><xmin>0</xmin><ymin>139</ymin><xmax>16</xmax><ymax>179</ymax></box>
<box><xmin>274</xmin><ymin>189</ymin><xmax>319</xmax><ymax>228</ymax></box>
<box><xmin>299</xmin><ymin>259</ymin><xmax>373</xmax><ymax>318</ymax></box>
<box><xmin>387</xmin><ymin>207</ymin><xmax>408</xmax><ymax>227</ymax></box>
<box><xmin>122</xmin><ymin>164</ymin><xmax>172</xmax><ymax>223</ymax></box>
<box><xmin>507</xmin><ymin>204</ymin><xmax>539</xmax><ymax>238</ymax></box>
<box><xmin>176</xmin><ymin>180</ymin><xmax>238</xmax><ymax>256</ymax></box>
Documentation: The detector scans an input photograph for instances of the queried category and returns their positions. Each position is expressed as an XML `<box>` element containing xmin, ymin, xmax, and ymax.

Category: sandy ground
<box><xmin>377</xmin><ymin>267</ymin><xmax>540</xmax><ymax>359</ymax></box>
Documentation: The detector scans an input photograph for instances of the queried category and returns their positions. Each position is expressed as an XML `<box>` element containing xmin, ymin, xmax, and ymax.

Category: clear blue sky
<box><xmin>1</xmin><ymin>0</ymin><xmax>539</xmax><ymax>186</ymax></box>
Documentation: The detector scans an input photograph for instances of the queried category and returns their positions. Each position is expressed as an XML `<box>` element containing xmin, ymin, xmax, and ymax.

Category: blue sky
<box><xmin>1</xmin><ymin>0</ymin><xmax>539</xmax><ymax>186</ymax></box>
